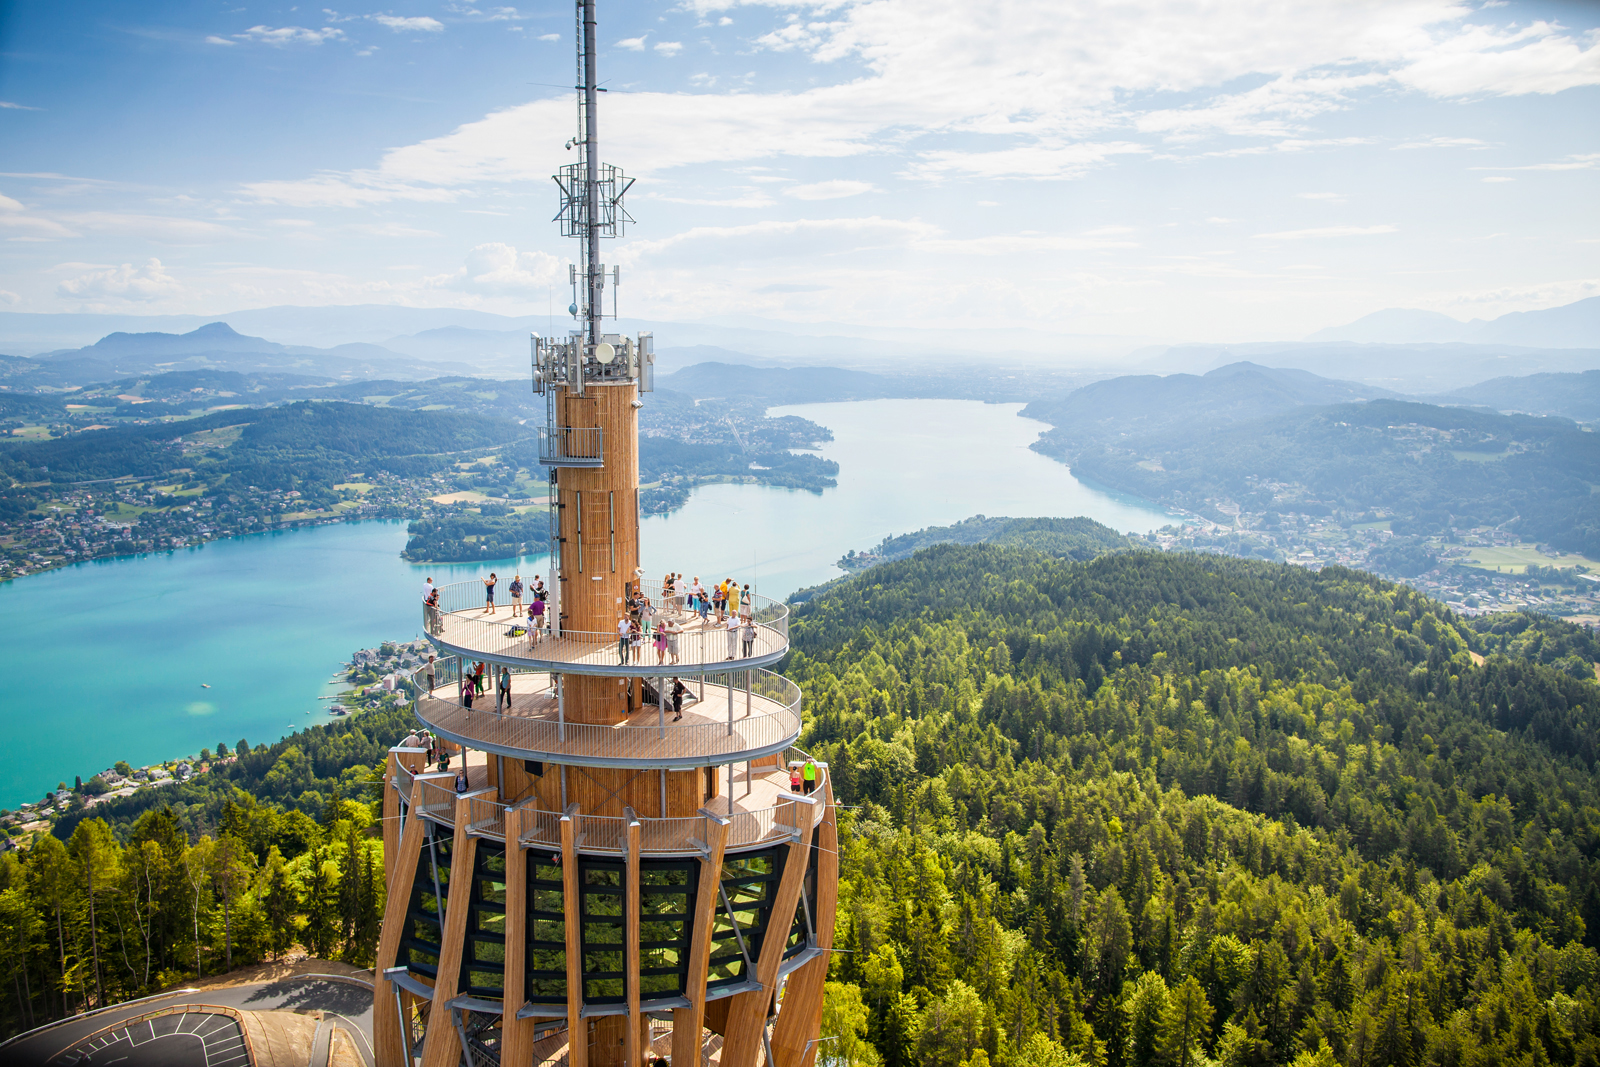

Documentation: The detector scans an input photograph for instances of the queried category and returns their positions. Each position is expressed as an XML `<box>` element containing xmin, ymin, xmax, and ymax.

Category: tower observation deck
<box><xmin>372</xmin><ymin>4</ymin><xmax>837</xmax><ymax>1066</ymax></box>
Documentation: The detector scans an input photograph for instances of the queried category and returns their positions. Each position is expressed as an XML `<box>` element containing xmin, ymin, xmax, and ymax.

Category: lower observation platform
<box><xmin>413</xmin><ymin>670</ymin><xmax>801</xmax><ymax>768</ymax></box>
<box><xmin>424</xmin><ymin>605</ymin><xmax>788</xmax><ymax>677</ymax></box>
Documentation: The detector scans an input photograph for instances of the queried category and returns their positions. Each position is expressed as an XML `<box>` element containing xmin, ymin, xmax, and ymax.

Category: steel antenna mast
<box><xmin>580</xmin><ymin>0</ymin><xmax>601</xmax><ymax>349</ymax></box>
<box><xmin>560</xmin><ymin>0</ymin><xmax>633</xmax><ymax>352</ymax></box>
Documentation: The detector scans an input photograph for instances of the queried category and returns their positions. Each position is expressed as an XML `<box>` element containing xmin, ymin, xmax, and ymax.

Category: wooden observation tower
<box><xmin>372</xmin><ymin>3</ymin><xmax>837</xmax><ymax>1065</ymax></box>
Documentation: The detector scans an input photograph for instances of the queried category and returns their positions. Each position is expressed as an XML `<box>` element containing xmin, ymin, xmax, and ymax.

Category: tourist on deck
<box><xmin>725</xmin><ymin>614</ymin><xmax>739</xmax><ymax>660</ymax></box>
<box><xmin>509</xmin><ymin>574</ymin><xmax>524</xmax><ymax>615</ymax></box>
<box><xmin>713</xmin><ymin>581</ymin><xmax>727</xmax><ymax>621</ymax></box>
<box><xmin>790</xmin><ymin>764</ymin><xmax>803</xmax><ymax>793</ymax></box>
<box><xmin>497</xmin><ymin>666</ymin><xmax>513</xmax><ymax>712</ymax></box>
<box><xmin>482</xmin><ymin>572</ymin><xmax>498</xmax><ymax>615</ymax></box>
<box><xmin>528</xmin><ymin>598</ymin><xmax>545</xmax><ymax>646</ymax></box>
<box><xmin>422</xmin><ymin>576</ymin><xmax>434</xmax><ymax>603</ymax></box>
<box><xmin>663</xmin><ymin>572</ymin><xmax>677</xmax><ymax>615</ymax></box>
<box><xmin>666</xmin><ymin>618</ymin><xmax>681</xmax><ymax>665</ymax></box>
<box><xmin>741</xmin><ymin>616</ymin><xmax>756</xmax><ymax>658</ymax></box>
<box><xmin>425</xmin><ymin>588</ymin><xmax>443</xmax><ymax>635</ymax></box>
<box><xmin>460</xmin><ymin>675</ymin><xmax>475</xmax><ymax>711</ymax></box>
<box><xmin>728</xmin><ymin>580</ymin><xmax>741</xmax><ymax>617</ymax></box>
<box><xmin>474</xmin><ymin>661</ymin><xmax>487</xmax><ymax>696</ymax></box>
<box><xmin>425</xmin><ymin>654</ymin><xmax>436</xmax><ymax>695</ymax></box>
<box><xmin>617</xmin><ymin>615</ymin><xmax>631</xmax><ymax>664</ymax></box>
<box><xmin>741</xmin><ymin>584</ymin><xmax>752</xmax><ymax>616</ymax></box>
<box><xmin>671</xmin><ymin>677</ymin><xmax>686</xmax><ymax>721</ymax></box>
<box><xmin>653</xmin><ymin>622</ymin><xmax>669</xmax><ymax>665</ymax></box>
<box><xmin>803</xmin><ymin>757</ymin><xmax>819</xmax><ymax>794</ymax></box>
<box><xmin>630</xmin><ymin>619</ymin><xmax>645</xmax><ymax>663</ymax></box>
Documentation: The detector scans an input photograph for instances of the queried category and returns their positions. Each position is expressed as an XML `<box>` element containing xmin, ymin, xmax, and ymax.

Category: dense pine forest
<box><xmin>790</xmin><ymin>548</ymin><xmax>1600</xmax><ymax>1067</ymax></box>
<box><xmin>1</xmin><ymin>544</ymin><xmax>1598</xmax><ymax>1064</ymax></box>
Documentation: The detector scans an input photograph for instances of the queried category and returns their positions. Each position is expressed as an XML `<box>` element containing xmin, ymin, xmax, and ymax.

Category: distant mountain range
<box><xmin>15</xmin><ymin>322</ymin><xmax>473</xmax><ymax>383</ymax></box>
<box><xmin>1441</xmin><ymin>369</ymin><xmax>1600</xmax><ymax>423</ymax></box>
<box><xmin>1138</xmin><ymin>340</ymin><xmax>1599</xmax><ymax>393</ymax></box>
<box><xmin>1308</xmin><ymin>295</ymin><xmax>1599</xmax><ymax>348</ymax></box>
<box><xmin>1023</xmin><ymin>361</ymin><xmax>1400</xmax><ymax>453</ymax></box>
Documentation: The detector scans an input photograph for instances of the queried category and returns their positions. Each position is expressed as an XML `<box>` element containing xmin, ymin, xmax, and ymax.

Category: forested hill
<box><xmin>788</xmin><ymin>546</ymin><xmax>1600</xmax><ymax>1067</ymax></box>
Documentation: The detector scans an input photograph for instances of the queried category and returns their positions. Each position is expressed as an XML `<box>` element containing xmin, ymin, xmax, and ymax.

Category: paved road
<box><xmin>2</xmin><ymin>975</ymin><xmax>375</xmax><ymax>1067</ymax></box>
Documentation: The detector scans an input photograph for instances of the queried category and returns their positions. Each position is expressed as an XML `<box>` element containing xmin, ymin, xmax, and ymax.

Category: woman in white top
<box><xmin>725</xmin><ymin>614</ymin><xmax>740</xmax><ymax>660</ymax></box>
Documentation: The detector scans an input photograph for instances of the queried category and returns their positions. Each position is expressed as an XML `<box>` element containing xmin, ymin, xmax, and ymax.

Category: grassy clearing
<box><xmin>1459</xmin><ymin>542</ymin><xmax>1600</xmax><ymax>574</ymax></box>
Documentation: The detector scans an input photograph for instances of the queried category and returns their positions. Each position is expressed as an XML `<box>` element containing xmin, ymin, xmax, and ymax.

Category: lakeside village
<box><xmin>0</xmin><ymin>462</ymin><xmax>542</xmax><ymax>581</ymax></box>
<box><xmin>1150</xmin><ymin>513</ymin><xmax>1600</xmax><ymax>623</ymax></box>
<box><xmin>0</xmin><ymin>640</ymin><xmax>431</xmax><ymax>851</ymax></box>
<box><xmin>842</xmin><ymin>506</ymin><xmax>1600</xmax><ymax>625</ymax></box>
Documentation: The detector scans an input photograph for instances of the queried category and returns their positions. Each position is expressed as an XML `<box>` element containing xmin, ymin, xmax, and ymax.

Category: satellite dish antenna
<box><xmin>595</xmin><ymin>342</ymin><xmax>616</xmax><ymax>363</ymax></box>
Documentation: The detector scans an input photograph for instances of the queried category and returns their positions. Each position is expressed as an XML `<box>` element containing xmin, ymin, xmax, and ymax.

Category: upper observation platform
<box><xmin>410</xmin><ymin>663</ymin><xmax>801</xmax><ymax>768</ymax></box>
<box><xmin>422</xmin><ymin>578</ymin><xmax>789</xmax><ymax>677</ymax></box>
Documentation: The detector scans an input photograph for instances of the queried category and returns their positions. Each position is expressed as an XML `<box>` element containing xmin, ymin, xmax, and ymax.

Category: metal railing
<box><xmin>538</xmin><ymin>425</ymin><xmax>603</xmax><ymax>467</ymax></box>
<box><xmin>417</xmin><ymin>777</ymin><xmax>460</xmax><ymax>824</ymax></box>
<box><xmin>397</xmin><ymin>752</ymin><xmax>827</xmax><ymax>857</ymax></box>
<box><xmin>410</xmin><ymin>660</ymin><xmax>801</xmax><ymax>765</ymax></box>
<box><xmin>423</xmin><ymin>578</ymin><xmax>789</xmax><ymax>673</ymax></box>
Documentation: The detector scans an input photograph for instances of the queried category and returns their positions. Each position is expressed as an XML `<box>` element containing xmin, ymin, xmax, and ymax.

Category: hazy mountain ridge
<box><xmin>21</xmin><ymin>322</ymin><xmax>473</xmax><ymax>382</ymax></box>
<box><xmin>1023</xmin><ymin>361</ymin><xmax>1399</xmax><ymax>454</ymax></box>
<box><xmin>1309</xmin><ymin>295</ymin><xmax>1600</xmax><ymax>347</ymax></box>
<box><xmin>1442</xmin><ymin>369</ymin><xmax>1600</xmax><ymax>423</ymax></box>
<box><xmin>1136</xmin><ymin>340</ymin><xmax>1600</xmax><ymax>393</ymax></box>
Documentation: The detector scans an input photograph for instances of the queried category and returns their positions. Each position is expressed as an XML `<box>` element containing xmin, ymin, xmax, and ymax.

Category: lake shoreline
<box><xmin>0</xmin><ymin>399</ymin><xmax>1174</xmax><ymax>810</ymax></box>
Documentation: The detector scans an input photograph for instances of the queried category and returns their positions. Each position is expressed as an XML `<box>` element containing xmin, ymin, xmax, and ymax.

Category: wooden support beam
<box><xmin>717</xmin><ymin>796</ymin><xmax>818</xmax><ymax>1067</ymax></box>
<box><xmin>771</xmin><ymin>775</ymin><xmax>839</xmax><ymax>1067</ymax></box>
<box><xmin>624</xmin><ymin>810</ymin><xmax>642</xmax><ymax>1067</ymax></box>
<box><xmin>562</xmin><ymin>807</ymin><xmax>587</xmax><ymax>1067</ymax></box>
<box><xmin>501</xmin><ymin>805</ymin><xmax>534</xmax><ymax>1067</ymax></box>
<box><xmin>384</xmin><ymin>749</ymin><xmax>426</xmax><ymax>894</ymax></box>
<box><xmin>373</xmin><ymin>777</ymin><xmax>427</xmax><ymax>1067</ymax></box>
<box><xmin>421</xmin><ymin>794</ymin><xmax>483</xmax><ymax>1067</ymax></box>
<box><xmin>673</xmin><ymin>811</ymin><xmax>730</xmax><ymax>1067</ymax></box>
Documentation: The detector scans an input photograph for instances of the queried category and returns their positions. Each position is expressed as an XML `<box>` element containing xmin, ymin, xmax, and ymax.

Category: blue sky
<box><xmin>0</xmin><ymin>0</ymin><xmax>1596</xmax><ymax>341</ymax></box>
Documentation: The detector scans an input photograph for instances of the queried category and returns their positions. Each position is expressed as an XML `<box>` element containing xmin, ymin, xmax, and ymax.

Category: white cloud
<box><xmin>905</xmin><ymin>142</ymin><xmax>1149</xmax><ymax>182</ymax></box>
<box><xmin>538</xmin><ymin>33</ymin><xmax>559</xmax><ymax>41</ymax></box>
<box><xmin>372</xmin><ymin>15</ymin><xmax>445</xmax><ymax>32</ymax></box>
<box><xmin>1396</xmin><ymin>20</ymin><xmax>1600</xmax><ymax>97</ymax></box>
<box><xmin>428</xmin><ymin>243</ymin><xmax>566</xmax><ymax>294</ymax></box>
<box><xmin>1473</xmin><ymin>152</ymin><xmax>1600</xmax><ymax>173</ymax></box>
<box><xmin>57</xmin><ymin>259</ymin><xmax>182</xmax><ymax>302</ymax></box>
<box><xmin>204</xmin><ymin>35</ymin><xmax>236</xmax><ymax>46</ymax></box>
<box><xmin>235</xmin><ymin>1</ymin><xmax>1600</xmax><ymax>204</ymax></box>
<box><xmin>234</xmin><ymin>25</ymin><xmax>345</xmax><ymax>45</ymax></box>
<box><xmin>1253</xmin><ymin>224</ymin><xmax>1398</xmax><ymax>240</ymax></box>
<box><xmin>1482</xmin><ymin>176</ymin><xmax>1514</xmax><ymax>183</ymax></box>
<box><xmin>74</xmin><ymin>213</ymin><xmax>236</xmax><ymax>241</ymax></box>
<box><xmin>0</xmin><ymin>101</ymin><xmax>41</xmax><ymax>110</ymax></box>
<box><xmin>622</xmin><ymin>216</ymin><xmax>940</xmax><ymax>266</ymax></box>
<box><xmin>784</xmin><ymin>179</ymin><xmax>874</xmax><ymax>200</ymax></box>
<box><xmin>1297</xmin><ymin>192</ymin><xmax>1347</xmax><ymax>202</ymax></box>
<box><xmin>0</xmin><ymin>290</ymin><xmax>18</xmax><ymax>305</ymax></box>
<box><xmin>1395</xmin><ymin>135</ymin><xmax>1488</xmax><ymax>149</ymax></box>
<box><xmin>655</xmin><ymin>41</ymin><xmax>683</xmax><ymax>56</ymax></box>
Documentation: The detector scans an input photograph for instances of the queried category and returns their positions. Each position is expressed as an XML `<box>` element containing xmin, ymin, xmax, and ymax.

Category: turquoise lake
<box><xmin>0</xmin><ymin>399</ymin><xmax>1173</xmax><ymax>809</ymax></box>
